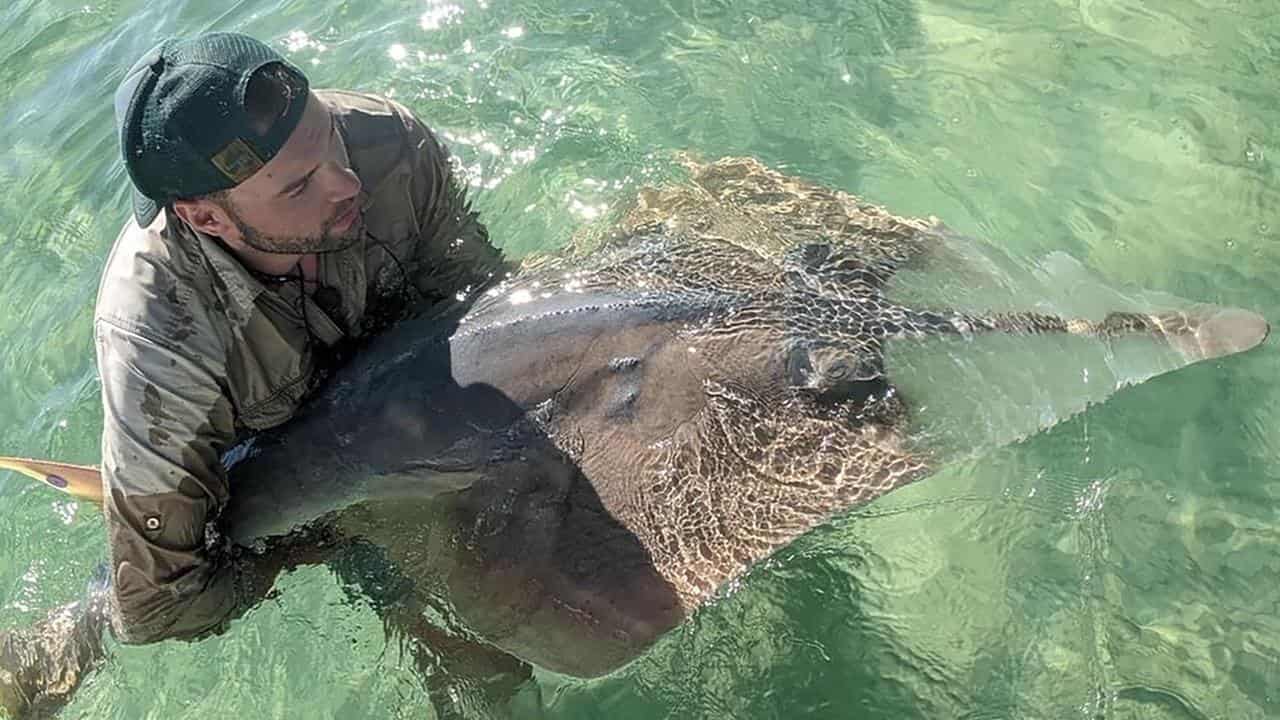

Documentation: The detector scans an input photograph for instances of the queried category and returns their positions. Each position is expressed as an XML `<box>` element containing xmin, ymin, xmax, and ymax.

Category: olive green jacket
<box><xmin>94</xmin><ymin>90</ymin><xmax>506</xmax><ymax>644</ymax></box>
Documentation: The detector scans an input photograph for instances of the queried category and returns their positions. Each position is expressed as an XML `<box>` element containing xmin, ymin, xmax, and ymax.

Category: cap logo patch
<box><xmin>211</xmin><ymin>138</ymin><xmax>265</xmax><ymax>184</ymax></box>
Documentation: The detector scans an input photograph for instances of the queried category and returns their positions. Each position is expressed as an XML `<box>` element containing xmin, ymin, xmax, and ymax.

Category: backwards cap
<box><xmin>114</xmin><ymin>32</ymin><xmax>309</xmax><ymax>224</ymax></box>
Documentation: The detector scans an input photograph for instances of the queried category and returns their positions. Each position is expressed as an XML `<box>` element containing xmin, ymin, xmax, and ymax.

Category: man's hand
<box><xmin>0</xmin><ymin>656</ymin><xmax>31</xmax><ymax>718</ymax></box>
<box><xmin>0</xmin><ymin>587</ymin><xmax>110</xmax><ymax>719</ymax></box>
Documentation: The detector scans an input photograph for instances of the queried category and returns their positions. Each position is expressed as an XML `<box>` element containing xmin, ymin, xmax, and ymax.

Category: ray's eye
<box><xmin>788</xmin><ymin>345</ymin><xmax>890</xmax><ymax>410</ymax></box>
<box><xmin>825</xmin><ymin>360</ymin><xmax>850</xmax><ymax>380</ymax></box>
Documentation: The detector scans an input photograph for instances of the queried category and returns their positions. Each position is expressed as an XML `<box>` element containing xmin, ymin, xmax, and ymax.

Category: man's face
<box><xmin>218</xmin><ymin>92</ymin><xmax>364</xmax><ymax>254</ymax></box>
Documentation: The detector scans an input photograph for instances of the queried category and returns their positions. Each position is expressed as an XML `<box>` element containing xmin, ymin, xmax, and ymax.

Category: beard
<box><xmin>223</xmin><ymin>198</ymin><xmax>363</xmax><ymax>255</ymax></box>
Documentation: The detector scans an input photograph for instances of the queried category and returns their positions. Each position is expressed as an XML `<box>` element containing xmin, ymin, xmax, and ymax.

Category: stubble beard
<box><xmin>224</xmin><ymin>199</ymin><xmax>363</xmax><ymax>255</ymax></box>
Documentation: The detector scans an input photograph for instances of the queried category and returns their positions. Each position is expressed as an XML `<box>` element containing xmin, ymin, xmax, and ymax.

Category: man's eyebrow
<box><xmin>276</xmin><ymin>115</ymin><xmax>338</xmax><ymax>197</ymax></box>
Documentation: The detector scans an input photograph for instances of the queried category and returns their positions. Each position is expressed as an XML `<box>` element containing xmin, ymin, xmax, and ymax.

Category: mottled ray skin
<box><xmin>221</xmin><ymin>157</ymin><xmax>1264</xmax><ymax>686</ymax></box>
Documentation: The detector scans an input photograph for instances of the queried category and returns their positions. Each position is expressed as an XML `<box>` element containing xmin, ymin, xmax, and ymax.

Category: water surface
<box><xmin>1</xmin><ymin>1</ymin><xmax>1278</xmax><ymax>717</ymax></box>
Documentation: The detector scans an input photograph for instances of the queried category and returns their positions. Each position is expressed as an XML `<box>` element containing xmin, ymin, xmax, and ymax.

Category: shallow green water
<box><xmin>1</xmin><ymin>1</ymin><xmax>1278</xmax><ymax>718</ymax></box>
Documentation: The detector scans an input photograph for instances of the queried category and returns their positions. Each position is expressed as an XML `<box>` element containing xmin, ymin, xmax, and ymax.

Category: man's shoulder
<box><xmin>320</xmin><ymin>89</ymin><xmax>450</xmax><ymax>224</ymax></box>
<box><xmin>317</xmin><ymin>88</ymin><xmax>401</xmax><ymax>116</ymax></box>
<box><xmin>319</xmin><ymin>89</ymin><xmax>421</xmax><ymax>148</ymax></box>
<box><xmin>95</xmin><ymin>213</ymin><xmax>222</xmax><ymax>351</ymax></box>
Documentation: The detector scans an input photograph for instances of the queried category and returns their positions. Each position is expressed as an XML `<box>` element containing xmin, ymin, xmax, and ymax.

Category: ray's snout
<box><xmin>1168</xmin><ymin>307</ymin><xmax>1270</xmax><ymax>361</ymax></box>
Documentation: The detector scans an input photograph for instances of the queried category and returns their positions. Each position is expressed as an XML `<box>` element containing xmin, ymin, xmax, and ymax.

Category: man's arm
<box><xmin>0</xmin><ymin>322</ymin><xmax>273</xmax><ymax>718</ymax></box>
<box><xmin>95</xmin><ymin>319</ymin><xmax>264</xmax><ymax>644</ymax></box>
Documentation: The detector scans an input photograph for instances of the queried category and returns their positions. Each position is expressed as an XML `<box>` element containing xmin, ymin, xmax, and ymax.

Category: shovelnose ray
<box><xmin>6</xmin><ymin>158</ymin><xmax>1268</xmax><ymax>683</ymax></box>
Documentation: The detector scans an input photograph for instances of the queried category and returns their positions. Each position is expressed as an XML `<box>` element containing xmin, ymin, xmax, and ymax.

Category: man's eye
<box><xmin>289</xmin><ymin>179</ymin><xmax>310</xmax><ymax>197</ymax></box>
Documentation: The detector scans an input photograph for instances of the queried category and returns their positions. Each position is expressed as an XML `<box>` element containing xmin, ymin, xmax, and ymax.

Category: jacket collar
<box><xmin>165</xmin><ymin>210</ymin><xmax>266</xmax><ymax>324</ymax></box>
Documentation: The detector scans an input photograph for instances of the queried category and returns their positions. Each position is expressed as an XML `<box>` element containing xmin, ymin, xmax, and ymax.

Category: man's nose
<box><xmin>324</xmin><ymin>164</ymin><xmax>361</xmax><ymax>203</ymax></box>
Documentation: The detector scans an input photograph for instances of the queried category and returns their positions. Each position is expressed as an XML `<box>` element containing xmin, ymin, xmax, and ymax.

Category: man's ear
<box><xmin>171</xmin><ymin>198</ymin><xmax>235</xmax><ymax>237</ymax></box>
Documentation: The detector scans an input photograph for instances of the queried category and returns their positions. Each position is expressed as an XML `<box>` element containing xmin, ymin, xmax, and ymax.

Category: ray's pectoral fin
<box><xmin>784</xmin><ymin>242</ymin><xmax>900</xmax><ymax>293</ymax></box>
<box><xmin>382</xmin><ymin>600</ymin><xmax>542</xmax><ymax>720</ymax></box>
<box><xmin>641</xmin><ymin>376</ymin><xmax>929</xmax><ymax>608</ymax></box>
<box><xmin>365</xmin><ymin>463</ymin><xmax>484</xmax><ymax>502</ymax></box>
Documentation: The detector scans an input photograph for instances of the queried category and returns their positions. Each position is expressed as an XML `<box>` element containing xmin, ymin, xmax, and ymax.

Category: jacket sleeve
<box><xmin>393</xmin><ymin>102</ymin><xmax>510</xmax><ymax>305</ymax></box>
<box><xmin>95</xmin><ymin>318</ymin><xmax>251</xmax><ymax>644</ymax></box>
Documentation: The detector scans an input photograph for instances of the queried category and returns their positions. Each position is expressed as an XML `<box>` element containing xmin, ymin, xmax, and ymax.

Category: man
<box><xmin>1</xmin><ymin>32</ymin><xmax>514</xmax><ymax>716</ymax></box>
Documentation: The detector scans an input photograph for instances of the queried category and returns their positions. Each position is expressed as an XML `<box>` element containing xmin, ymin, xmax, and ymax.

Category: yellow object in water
<box><xmin>0</xmin><ymin>457</ymin><xmax>102</xmax><ymax>504</ymax></box>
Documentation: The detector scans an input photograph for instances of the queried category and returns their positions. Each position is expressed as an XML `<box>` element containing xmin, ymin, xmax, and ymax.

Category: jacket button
<box><xmin>144</xmin><ymin>516</ymin><xmax>161</xmax><ymax>531</ymax></box>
